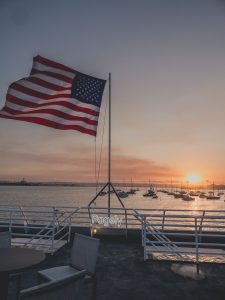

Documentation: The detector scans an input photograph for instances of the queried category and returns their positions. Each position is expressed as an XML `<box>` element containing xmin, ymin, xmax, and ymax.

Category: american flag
<box><xmin>0</xmin><ymin>55</ymin><xmax>106</xmax><ymax>136</ymax></box>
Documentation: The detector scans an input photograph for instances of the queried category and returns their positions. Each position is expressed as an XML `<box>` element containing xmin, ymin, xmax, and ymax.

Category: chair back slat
<box><xmin>20</xmin><ymin>270</ymin><xmax>86</xmax><ymax>300</ymax></box>
<box><xmin>71</xmin><ymin>234</ymin><xmax>100</xmax><ymax>275</ymax></box>
<box><xmin>0</xmin><ymin>231</ymin><xmax>11</xmax><ymax>248</ymax></box>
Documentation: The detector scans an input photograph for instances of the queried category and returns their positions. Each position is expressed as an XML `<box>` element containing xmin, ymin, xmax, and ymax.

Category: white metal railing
<box><xmin>0</xmin><ymin>205</ymin><xmax>131</xmax><ymax>253</ymax></box>
<box><xmin>136</xmin><ymin>210</ymin><xmax>225</xmax><ymax>274</ymax></box>
<box><xmin>2</xmin><ymin>205</ymin><xmax>225</xmax><ymax>232</ymax></box>
<box><xmin>0</xmin><ymin>206</ymin><xmax>81</xmax><ymax>254</ymax></box>
<box><xmin>1</xmin><ymin>205</ymin><xmax>225</xmax><ymax>267</ymax></box>
<box><xmin>2</xmin><ymin>205</ymin><xmax>225</xmax><ymax>227</ymax></box>
<box><xmin>22</xmin><ymin>207</ymin><xmax>80</xmax><ymax>254</ymax></box>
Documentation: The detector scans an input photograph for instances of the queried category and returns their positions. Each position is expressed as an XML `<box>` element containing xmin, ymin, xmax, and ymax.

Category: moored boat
<box><xmin>117</xmin><ymin>191</ymin><xmax>128</xmax><ymax>198</ymax></box>
<box><xmin>182</xmin><ymin>195</ymin><xmax>195</xmax><ymax>201</ymax></box>
<box><xmin>206</xmin><ymin>192</ymin><xmax>220</xmax><ymax>200</ymax></box>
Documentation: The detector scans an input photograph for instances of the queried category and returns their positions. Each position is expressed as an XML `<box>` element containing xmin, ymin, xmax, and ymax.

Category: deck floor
<box><xmin>8</xmin><ymin>237</ymin><xmax>225</xmax><ymax>300</ymax></box>
<box><xmin>146</xmin><ymin>245</ymin><xmax>225</xmax><ymax>263</ymax></box>
<box><xmin>12</xmin><ymin>237</ymin><xmax>67</xmax><ymax>253</ymax></box>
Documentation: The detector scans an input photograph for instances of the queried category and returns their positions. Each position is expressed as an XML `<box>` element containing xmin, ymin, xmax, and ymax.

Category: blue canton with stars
<box><xmin>71</xmin><ymin>73</ymin><xmax>106</xmax><ymax>107</ymax></box>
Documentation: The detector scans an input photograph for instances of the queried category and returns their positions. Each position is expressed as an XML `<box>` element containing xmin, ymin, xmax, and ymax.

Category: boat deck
<box><xmin>12</xmin><ymin>238</ymin><xmax>67</xmax><ymax>253</ymax></box>
<box><xmin>8</xmin><ymin>236</ymin><xmax>225</xmax><ymax>300</ymax></box>
<box><xmin>146</xmin><ymin>245</ymin><xmax>225</xmax><ymax>263</ymax></box>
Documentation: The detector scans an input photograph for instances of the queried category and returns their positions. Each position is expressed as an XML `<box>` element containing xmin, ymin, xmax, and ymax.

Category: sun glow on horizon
<box><xmin>186</xmin><ymin>174</ymin><xmax>202</xmax><ymax>184</ymax></box>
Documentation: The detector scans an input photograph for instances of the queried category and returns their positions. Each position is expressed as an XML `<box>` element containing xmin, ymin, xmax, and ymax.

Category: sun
<box><xmin>186</xmin><ymin>174</ymin><xmax>201</xmax><ymax>184</ymax></box>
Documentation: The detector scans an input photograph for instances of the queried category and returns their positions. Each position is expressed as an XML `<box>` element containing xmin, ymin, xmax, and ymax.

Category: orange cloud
<box><xmin>0</xmin><ymin>143</ymin><xmax>178</xmax><ymax>183</ymax></box>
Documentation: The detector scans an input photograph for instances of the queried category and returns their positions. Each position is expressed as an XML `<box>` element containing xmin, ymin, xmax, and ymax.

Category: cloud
<box><xmin>0</xmin><ymin>144</ymin><xmax>178</xmax><ymax>182</ymax></box>
<box><xmin>111</xmin><ymin>154</ymin><xmax>177</xmax><ymax>182</ymax></box>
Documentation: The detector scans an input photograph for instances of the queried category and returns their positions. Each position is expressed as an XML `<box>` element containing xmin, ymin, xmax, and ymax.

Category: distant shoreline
<box><xmin>0</xmin><ymin>181</ymin><xmax>98</xmax><ymax>187</ymax></box>
<box><xmin>0</xmin><ymin>181</ymin><xmax>225</xmax><ymax>189</ymax></box>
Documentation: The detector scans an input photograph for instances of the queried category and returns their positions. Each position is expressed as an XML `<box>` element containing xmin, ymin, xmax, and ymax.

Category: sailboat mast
<box><xmin>108</xmin><ymin>73</ymin><xmax>111</xmax><ymax>216</ymax></box>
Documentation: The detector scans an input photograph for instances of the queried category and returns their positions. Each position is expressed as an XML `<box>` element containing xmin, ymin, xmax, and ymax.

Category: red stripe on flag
<box><xmin>0</xmin><ymin>55</ymin><xmax>106</xmax><ymax>136</ymax></box>
<box><xmin>33</xmin><ymin>55</ymin><xmax>77</xmax><ymax>74</ymax></box>
<box><xmin>6</xmin><ymin>95</ymin><xmax>99</xmax><ymax>116</ymax></box>
<box><xmin>30</xmin><ymin>69</ymin><xmax>74</xmax><ymax>84</ymax></box>
<box><xmin>27</xmin><ymin>77</ymin><xmax>71</xmax><ymax>91</ymax></box>
<box><xmin>0</xmin><ymin>114</ymin><xmax>97</xmax><ymax>136</ymax></box>
<box><xmin>10</xmin><ymin>83</ymin><xmax>71</xmax><ymax>100</ymax></box>
<box><xmin>3</xmin><ymin>107</ymin><xmax>98</xmax><ymax>126</ymax></box>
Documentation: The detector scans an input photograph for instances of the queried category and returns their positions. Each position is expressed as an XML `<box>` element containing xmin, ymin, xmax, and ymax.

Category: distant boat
<box><xmin>199</xmin><ymin>192</ymin><xmax>206</xmax><ymax>198</ymax></box>
<box><xmin>117</xmin><ymin>191</ymin><xmax>128</xmax><ymax>198</ymax></box>
<box><xmin>143</xmin><ymin>192</ymin><xmax>152</xmax><ymax>197</ymax></box>
<box><xmin>143</xmin><ymin>188</ymin><xmax>158</xmax><ymax>199</ymax></box>
<box><xmin>182</xmin><ymin>195</ymin><xmax>195</xmax><ymax>201</ymax></box>
<box><xmin>126</xmin><ymin>179</ymin><xmax>136</xmax><ymax>195</ymax></box>
<box><xmin>206</xmin><ymin>192</ymin><xmax>220</xmax><ymax>200</ymax></box>
<box><xmin>189</xmin><ymin>191</ymin><xmax>199</xmax><ymax>197</ymax></box>
<box><xmin>174</xmin><ymin>193</ymin><xmax>183</xmax><ymax>198</ymax></box>
<box><xmin>99</xmin><ymin>191</ymin><xmax>107</xmax><ymax>196</ymax></box>
<box><xmin>206</xmin><ymin>182</ymin><xmax>220</xmax><ymax>200</ymax></box>
<box><xmin>127</xmin><ymin>188</ymin><xmax>136</xmax><ymax>195</ymax></box>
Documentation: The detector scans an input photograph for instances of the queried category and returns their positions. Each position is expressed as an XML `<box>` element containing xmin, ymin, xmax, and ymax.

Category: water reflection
<box><xmin>0</xmin><ymin>186</ymin><xmax>225</xmax><ymax>212</ymax></box>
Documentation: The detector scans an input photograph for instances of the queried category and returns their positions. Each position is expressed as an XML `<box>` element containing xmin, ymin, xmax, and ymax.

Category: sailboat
<box><xmin>117</xmin><ymin>191</ymin><xmax>128</xmax><ymax>198</ymax></box>
<box><xmin>142</xmin><ymin>180</ymin><xmax>158</xmax><ymax>198</ymax></box>
<box><xmin>206</xmin><ymin>182</ymin><xmax>220</xmax><ymax>200</ymax></box>
<box><xmin>127</xmin><ymin>179</ymin><xmax>136</xmax><ymax>195</ymax></box>
<box><xmin>182</xmin><ymin>195</ymin><xmax>195</xmax><ymax>201</ymax></box>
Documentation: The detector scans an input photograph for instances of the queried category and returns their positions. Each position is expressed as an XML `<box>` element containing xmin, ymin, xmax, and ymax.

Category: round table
<box><xmin>0</xmin><ymin>248</ymin><xmax>46</xmax><ymax>300</ymax></box>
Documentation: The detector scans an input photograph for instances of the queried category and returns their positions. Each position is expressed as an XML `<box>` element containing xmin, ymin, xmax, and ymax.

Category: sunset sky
<box><xmin>0</xmin><ymin>0</ymin><xmax>225</xmax><ymax>184</ymax></box>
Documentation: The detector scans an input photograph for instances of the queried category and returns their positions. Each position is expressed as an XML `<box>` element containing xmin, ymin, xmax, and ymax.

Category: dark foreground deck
<box><xmin>8</xmin><ymin>237</ymin><xmax>225</xmax><ymax>300</ymax></box>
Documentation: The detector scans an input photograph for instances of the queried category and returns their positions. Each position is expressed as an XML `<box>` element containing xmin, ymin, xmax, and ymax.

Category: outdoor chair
<box><xmin>0</xmin><ymin>231</ymin><xmax>22</xmax><ymax>299</ymax></box>
<box><xmin>38</xmin><ymin>234</ymin><xmax>100</xmax><ymax>300</ymax></box>
<box><xmin>0</xmin><ymin>231</ymin><xmax>11</xmax><ymax>248</ymax></box>
<box><xmin>19</xmin><ymin>269</ymin><xmax>86</xmax><ymax>300</ymax></box>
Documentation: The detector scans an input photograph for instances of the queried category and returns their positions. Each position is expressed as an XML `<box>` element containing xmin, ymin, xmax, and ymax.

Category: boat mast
<box><xmin>108</xmin><ymin>73</ymin><xmax>111</xmax><ymax>216</ymax></box>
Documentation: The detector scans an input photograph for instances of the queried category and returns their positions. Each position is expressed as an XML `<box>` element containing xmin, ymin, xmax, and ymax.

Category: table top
<box><xmin>0</xmin><ymin>247</ymin><xmax>46</xmax><ymax>273</ymax></box>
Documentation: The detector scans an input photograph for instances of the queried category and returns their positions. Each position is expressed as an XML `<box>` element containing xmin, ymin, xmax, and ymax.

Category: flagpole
<box><xmin>108</xmin><ymin>72</ymin><xmax>111</xmax><ymax>216</ymax></box>
<box><xmin>88</xmin><ymin>72</ymin><xmax>125</xmax><ymax>213</ymax></box>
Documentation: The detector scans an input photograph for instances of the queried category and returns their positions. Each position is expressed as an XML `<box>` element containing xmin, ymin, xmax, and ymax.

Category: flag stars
<box><xmin>72</xmin><ymin>73</ymin><xmax>106</xmax><ymax>107</ymax></box>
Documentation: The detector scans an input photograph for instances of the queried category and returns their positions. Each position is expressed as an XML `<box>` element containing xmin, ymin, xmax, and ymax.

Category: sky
<box><xmin>0</xmin><ymin>0</ymin><xmax>225</xmax><ymax>185</ymax></box>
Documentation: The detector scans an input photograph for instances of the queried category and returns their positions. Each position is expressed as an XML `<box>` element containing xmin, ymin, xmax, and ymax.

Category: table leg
<box><xmin>0</xmin><ymin>273</ymin><xmax>9</xmax><ymax>300</ymax></box>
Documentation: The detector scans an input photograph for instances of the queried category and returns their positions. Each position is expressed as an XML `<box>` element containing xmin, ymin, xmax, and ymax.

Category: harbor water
<box><xmin>0</xmin><ymin>185</ymin><xmax>225</xmax><ymax>211</ymax></box>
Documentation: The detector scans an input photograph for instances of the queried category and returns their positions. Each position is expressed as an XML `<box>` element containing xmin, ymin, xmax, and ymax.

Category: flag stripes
<box><xmin>0</xmin><ymin>114</ymin><xmax>96</xmax><ymax>135</ymax></box>
<box><xmin>25</xmin><ymin>76</ymin><xmax>71</xmax><ymax>91</ymax></box>
<box><xmin>4</xmin><ymin>104</ymin><xmax>98</xmax><ymax>123</ymax></box>
<box><xmin>0</xmin><ymin>55</ymin><xmax>106</xmax><ymax>136</ymax></box>
<box><xmin>6</xmin><ymin>94</ymin><xmax>100</xmax><ymax>115</ymax></box>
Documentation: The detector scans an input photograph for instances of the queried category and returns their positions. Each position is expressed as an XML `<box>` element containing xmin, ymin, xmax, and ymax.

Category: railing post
<box><xmin>51</xmin><ymin>210</ymin><xmax>56</xmax><ymax>255</ymax></box>
<box><xmin>162</xmin><ymin>210</ymin><xmax>166</xmax><ymax>232</ymax></box>
<box><xmin>9</xmin><ymin>211</ymin><xmax>12</xmax><ymax>234</ymax></box>
<box><xmin>195</xmin><ymin>217</ymin><xmax>200</xmax><ymax>275</ymax></box>
<box><xmin>144</xmin><ymin>216</ymin><xmax>147</xmax><ymax>261</ymax></box>
<box><xmin>20</xmin><ymin>206</ymin><xmax>29</xmax><ymax>234</ymax></box>
<box><xmin>125</xmin><ymin>209</ymin><xmax>128</xmax><ymax>240</ymax></box>
<box><xmin>141</xmin><ymin>216</ymin><xmax>144</xmax><ymax>247</ymax></box>
<box><xmin>68</xmin><ymin>215</ymin><xmax>72</xmax><ymax>243</ymax></box>
<box><xmin>199</xmin><ymin>211</ymin><xmax>205</xmax><ymax>244</ymax></box>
